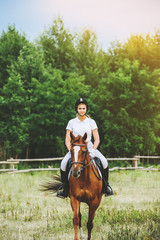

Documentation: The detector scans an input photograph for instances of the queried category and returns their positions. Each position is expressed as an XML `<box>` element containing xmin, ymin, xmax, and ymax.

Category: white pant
<box><xmin>61</xmin><ymin>141</ymin><xmax>108</xmax><ymax>171</ymax></box>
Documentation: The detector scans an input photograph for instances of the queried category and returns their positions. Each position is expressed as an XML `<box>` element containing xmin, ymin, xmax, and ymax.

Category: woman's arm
<box><xmin>65</xmin><ymin>129</ymin><xmax>71</xmax><ymax>151</ymax></box>
<box><xmin>92</xmin><ymin>128</ymin><xmax>100</xmax><ymax>150</ymax></box>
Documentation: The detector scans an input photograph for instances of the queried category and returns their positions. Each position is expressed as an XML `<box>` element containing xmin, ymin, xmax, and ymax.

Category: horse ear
<box><xmin>82</xmin><ymin>133</ymin><xmax>87</xmax><ymax>141</ymax></box>
<box><xmin>70</xmin><ymin>132</ymin><xmax>75</xmax><ymax>140</ymax></box>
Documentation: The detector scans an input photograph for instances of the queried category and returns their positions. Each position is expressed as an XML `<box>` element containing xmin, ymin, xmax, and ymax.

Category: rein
<box><xmin>91</xmin><ymin>163</ymin><xmax>102</xmax><ymax>180</ymax></box>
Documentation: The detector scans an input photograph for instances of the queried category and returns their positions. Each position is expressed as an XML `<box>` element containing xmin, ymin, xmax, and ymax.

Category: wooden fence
<box><xmin>0</xmin><ymin>156</ymin><xmax>159</xmax><ymax>173</ymax></box>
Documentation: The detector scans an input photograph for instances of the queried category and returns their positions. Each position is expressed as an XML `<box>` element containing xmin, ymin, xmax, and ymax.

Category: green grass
<box><xmin>0</xmin><ymin>170</ymin><xmax>160</xmax><ymax>240</ymax></box>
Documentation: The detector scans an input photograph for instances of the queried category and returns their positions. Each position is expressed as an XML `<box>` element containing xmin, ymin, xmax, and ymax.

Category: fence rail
<box><xmin>135</xmin><ymin>156</ymin><xmax>160</xmax><ymax>158</ymax></box>
<box><xmin>0</xmin><ymin>156</ymin><xmax>159</xmax><ymax>173</ymax></box>
<box><xmin>6</xmin><ymin>157</ymin><xmax>63</xmax><ymax>162</ymax></box>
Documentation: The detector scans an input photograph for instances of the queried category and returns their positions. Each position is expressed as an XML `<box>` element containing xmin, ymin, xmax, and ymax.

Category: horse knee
<box><xmin>73</xmin><ymin>216</ymin><xmax>79</xmax><ymax>226</ymax></box>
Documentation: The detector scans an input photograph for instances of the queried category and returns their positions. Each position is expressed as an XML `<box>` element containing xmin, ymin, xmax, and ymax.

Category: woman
<box><xmin>57</xmin><ymin>98</ymin><xmax>113</xmax><ymax>198</ymax></box>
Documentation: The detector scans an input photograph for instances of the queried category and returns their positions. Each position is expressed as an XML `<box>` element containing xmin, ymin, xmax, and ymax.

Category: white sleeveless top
<box><xmin>66</xmin><ymin>117</ymin><xmax>98</xmax><ymax>143</ymax></box>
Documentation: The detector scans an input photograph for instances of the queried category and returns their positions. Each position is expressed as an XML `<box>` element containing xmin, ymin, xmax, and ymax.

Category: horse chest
<box><xmin>71</xmin><ymin>184</ymin><xmax>96</xmax><ymax>202</ymax></box>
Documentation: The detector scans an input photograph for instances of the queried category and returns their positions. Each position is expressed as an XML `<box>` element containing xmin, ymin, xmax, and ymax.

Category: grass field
<box><xmin>0</xmin><ymin>170</ymin><xmax>160</xmax><ymax>240</ymax></box>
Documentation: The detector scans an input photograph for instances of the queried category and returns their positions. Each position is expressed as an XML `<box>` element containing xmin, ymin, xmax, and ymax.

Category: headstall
<box><xmin>71</xmin><ymin>143</ymin><xmax>88</xmax><ymax>167</ymax></box>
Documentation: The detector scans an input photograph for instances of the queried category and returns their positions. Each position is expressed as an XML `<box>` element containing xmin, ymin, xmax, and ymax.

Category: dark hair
<box><xmin>75</xmin><ymin>98</ymin><xmax>88</xmax><ymax>112</ymax></box>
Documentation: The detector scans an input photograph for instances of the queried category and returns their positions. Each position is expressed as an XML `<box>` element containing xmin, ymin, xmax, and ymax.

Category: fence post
<box><xmin>132</xmin><ymin>156</ymin><xmax>138</xmax><ymax>167</ymax></box>
<box><xmin>9</xmin><ymin>158</ymin><xmax>14</xmax><ymax>171</ymax></box>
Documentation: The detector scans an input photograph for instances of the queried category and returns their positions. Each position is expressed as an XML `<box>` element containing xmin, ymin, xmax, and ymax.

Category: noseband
<box><xmin>71</xmin><ymin>143</ymin><xmax>88</xmax><ymax>168</ymax></box>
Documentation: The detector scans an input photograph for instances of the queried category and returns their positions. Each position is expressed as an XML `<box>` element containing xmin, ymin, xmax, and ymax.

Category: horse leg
<box><xmin>79</xmin><ymin>208</ymin><xmax>82</xmax><ymax>229</ymax></box>
<box><xmin>71</xmin><ymin>196</ymin><xmax>80</xmax><ymax>240</ymax></box>
<box><xmin>87</xmin><ymin>202</ymin><xmax>100</xmax><ymax>240</ymax></box>
<box><xmin>79</xmin><ymin>207</ymin><xmax>83</xmax><ymax>239</ymax></box>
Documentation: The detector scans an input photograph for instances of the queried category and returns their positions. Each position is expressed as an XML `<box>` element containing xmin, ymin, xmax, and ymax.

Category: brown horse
<box><xmin>41</xmin><ymin>132</ymin><xmax>103</xmax><ymax>240</ymax></box>
<box><xmin>69</xmin><ymin>132</ymin><xmax>103</xmax><ymax>240</ymax></box>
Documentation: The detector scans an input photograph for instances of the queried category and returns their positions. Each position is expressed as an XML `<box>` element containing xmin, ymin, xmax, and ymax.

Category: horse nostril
<box><xmin>72</xmin><ymin>170</ymin><xmax>77</xmax><ymax>178</ymax></box>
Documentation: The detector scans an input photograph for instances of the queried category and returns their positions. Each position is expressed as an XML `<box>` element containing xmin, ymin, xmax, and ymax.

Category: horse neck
<box><xmin>81</xmin><ymin>154</ymin><xmax>92</xmax><ymax>179</ymax></box>
<box><xmin>86</xmin><ymin>153</ymin><xmax>91</xmax><ymax>165</ymax></box>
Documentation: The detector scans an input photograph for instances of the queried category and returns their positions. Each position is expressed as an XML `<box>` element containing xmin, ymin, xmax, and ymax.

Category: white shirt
<box><xmin>66</xmin><ymin>117</ymin><xmax>98</xmax><ymax>143</ymax></box>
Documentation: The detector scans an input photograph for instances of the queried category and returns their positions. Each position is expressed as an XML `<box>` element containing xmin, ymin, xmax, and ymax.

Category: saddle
<box><xmin>93</xmin><ymin>157</ymin><xmax>103</xmax><ymax>175</ymax></box>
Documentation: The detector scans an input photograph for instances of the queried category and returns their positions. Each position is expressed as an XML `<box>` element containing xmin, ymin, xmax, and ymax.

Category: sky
<box><xmin>0</xmin><ymin>0</ymin><xmax>160</xmax><ymax>51</ymax></box>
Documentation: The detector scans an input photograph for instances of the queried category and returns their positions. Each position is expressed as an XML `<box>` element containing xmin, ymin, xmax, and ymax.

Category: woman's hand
<box><xmin>66</xmin><ymin>143</ymin><xmax>71</xmax><ymax>151</ymax></box>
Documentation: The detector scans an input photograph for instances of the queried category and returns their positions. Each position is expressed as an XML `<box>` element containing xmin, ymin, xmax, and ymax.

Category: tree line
<box><xmin>0</xmin><ymin>18</ymin><xmax>160</xmax><ymax>160</ymax></box>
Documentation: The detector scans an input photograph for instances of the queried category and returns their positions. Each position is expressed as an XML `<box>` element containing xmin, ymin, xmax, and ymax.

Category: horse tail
<box><xmin>40</xmin><ymin>174</ymin><xmax>61</xmax><ymax>194</ymax></box>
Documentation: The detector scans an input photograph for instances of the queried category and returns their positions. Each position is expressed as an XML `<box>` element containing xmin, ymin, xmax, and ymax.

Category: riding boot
<box><xmin>102</xmin><ymin>167</ymin><xmax>114</xmax><ymax>196</ymax></box>
<box><xmin>56</xmin><ymin>169</ymin><xmax>68</xmax><ymax>199</ymax></box>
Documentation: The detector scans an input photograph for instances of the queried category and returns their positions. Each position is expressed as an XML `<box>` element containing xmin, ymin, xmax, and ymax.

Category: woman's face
<box><xmin>77</xmin><ymin>104</ymin><xmax>87</xmax><ymax>116</ymax></box>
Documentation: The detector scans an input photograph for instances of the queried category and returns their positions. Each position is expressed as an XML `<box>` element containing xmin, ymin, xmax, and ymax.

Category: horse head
<box><xmin>70</xmin><ymin>132</ymin><xmax>88</xmax><ymax>178</ymax></box>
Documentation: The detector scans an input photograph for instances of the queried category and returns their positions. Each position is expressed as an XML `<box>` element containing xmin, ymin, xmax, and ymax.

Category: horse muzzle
<box><xmin>71</xmin><ymin>169</ymin><xmax>81</xmax><ymax>178</ymax></box>
<box><xmin>71</xmin><ymin>166</ymin><xmax>83</xmax><ymax>178</ymax></box>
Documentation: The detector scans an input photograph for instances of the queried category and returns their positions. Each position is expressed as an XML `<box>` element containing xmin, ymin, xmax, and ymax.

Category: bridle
<box><xmin>71</xmin><ymin>142</ymin><xmax>101</xmax><ymax>180</ymax></box>
<box><xmin>71</xmin><ymin>143</ymin><xmax>93</xmax><ymax>168</ymax></box>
